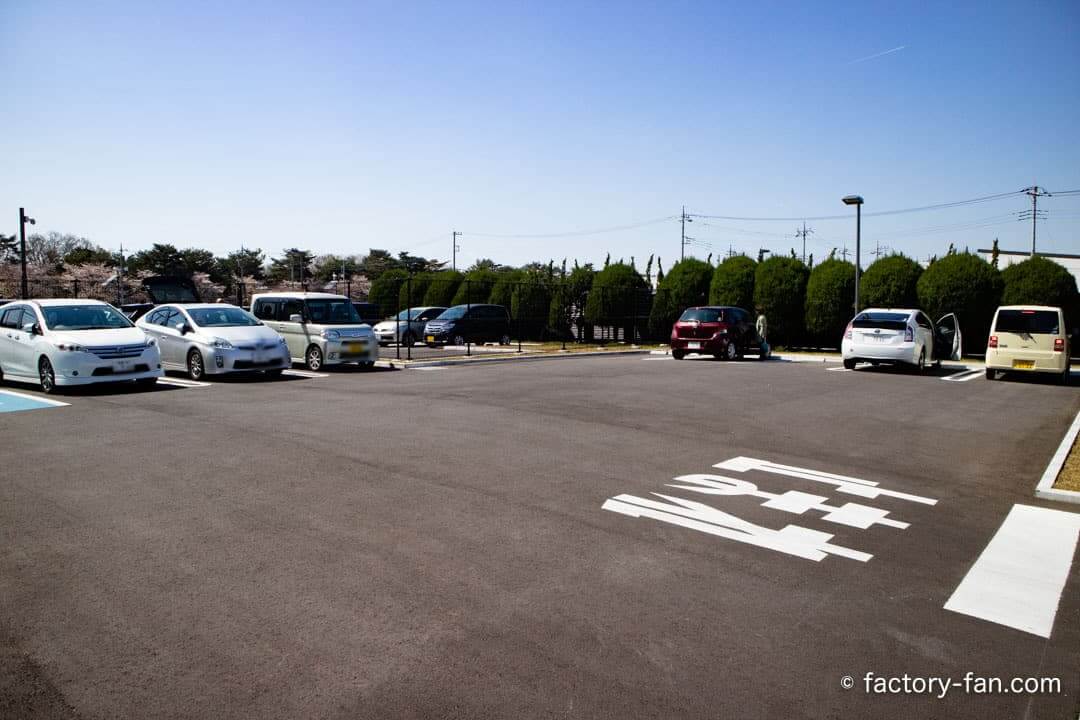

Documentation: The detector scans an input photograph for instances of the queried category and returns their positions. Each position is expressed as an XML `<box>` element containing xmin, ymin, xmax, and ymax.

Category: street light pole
<box><xmin>18</xmin><ymin>208</ymin><xmax>35</xmax><ymax>299</ymax></box>
<box><xmin>842</xmin><ymin>195</ymin><xmax>864</xmax><ymax>314</ymax></box>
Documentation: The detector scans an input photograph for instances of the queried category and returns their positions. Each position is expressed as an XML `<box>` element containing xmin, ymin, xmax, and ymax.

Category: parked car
<box><xmin>841</xmin><ymin>308</ymin><xmax>960</xmax><ymax>371</ymax></box>
<box><xmin>669</xmin><ymin>306</ymin><xmax>766</xmax><ymax>360</ymax></box>
<box><xmin>373</xmin><ymin>306</ymin><xmax>447</xmax><ymax>346</ymax></box>
<box><xmin>985</xmin><ymin>305</ymin><xmax>1070</xmax><ymax>384</ymax></box>
<box><xmin>250</xmin><ymin>292</ymin><xmax>378</xmax><ymax>370</ymax></box>
<box><xmin>0</xmin><ymin>299</ymin><xmax>162</xmax><ymax>393</ymax></box>
<box><xmin>351</xmin><ymin>302</ymin><xmax>382</xmax><ymax>326</ymax></box>
<box><xmin>424</xmin><ymin>304</ymin><xmax>511</xmax><ymax>347</ymax></box>
<box><xmin>137</xmin><ymin>303</ymin><xmax>291</xmax><ymax>380</ymax></box>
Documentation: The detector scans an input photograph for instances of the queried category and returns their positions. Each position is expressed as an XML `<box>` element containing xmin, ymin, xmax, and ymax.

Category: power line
<box><xmin>690</xmin><ymin>190</ymin><xmax>1027</xmax><ymax>222</ymax></box>
<box><xmin>461</xmin><ymin>215</ymin><xmax>676</xmax><ymax>239</ymax></box>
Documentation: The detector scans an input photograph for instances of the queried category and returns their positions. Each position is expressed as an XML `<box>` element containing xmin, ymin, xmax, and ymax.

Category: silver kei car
<box><xmin>136</xmin><ymin>303</ymin><xmax>291</xmax><ymax>380</ymax></box>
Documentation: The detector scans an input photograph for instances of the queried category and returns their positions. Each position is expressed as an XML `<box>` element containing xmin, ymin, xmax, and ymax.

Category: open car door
<box><xmin>935</xmin><ymin>313</ymin><xmax>962</xmax><ymax>361</ymax></box>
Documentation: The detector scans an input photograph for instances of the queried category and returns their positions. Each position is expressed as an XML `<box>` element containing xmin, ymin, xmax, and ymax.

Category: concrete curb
<box><xmin>376</xmin><ymin>348</ymin><xmax>653</xmax><ymax>369</ymax></box>
<box><xmin>1035</xmin><ymin>408</ymin><xmax>1080</xmax><ymax>505</ymax></box>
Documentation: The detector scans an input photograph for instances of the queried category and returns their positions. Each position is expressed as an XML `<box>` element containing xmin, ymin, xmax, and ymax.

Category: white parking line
<box><xmin>941</xmin><ymin>368</ymin><xmax>983</xmax><ymax>382</ymax></box>
<box><xmin>157</xmin><ymin>377</ymin><xmax>211</xmax><ymax>388</ymax></box>
<box><xmin>412</xmin><ymin>366</ymin><xmax>447</xmax><ymax>371</ymax></box>
<box><xmin>282</xmin><ymin>369</ymin><xmax>329</xmax><ymax>378</ymax></box>
<box><xmin>826</xmin><ymin>367</ymin><xmax>852</xmax><ymax>372</ymax></box>
<box><xmin>0</xmin><ymin>389</ymin><xmax>70</xmax><ymax>407</ymax></box>
<box><xmin>944</xmin><ymin>504</ymin><xmax>1080</xmax><ymax>637</ymax></box>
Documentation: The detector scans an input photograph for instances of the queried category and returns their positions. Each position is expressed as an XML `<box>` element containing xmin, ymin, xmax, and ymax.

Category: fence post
<box><xmin>406</xmin><ymin>274</ymin><xmax>412</xmax><ymax>361</ymax></box>
<box><xmin>72</xmin><ymin>279</ymin><xmax>79</xmax><ymax>298</ymax></box>
<box><xmin>466</xmin><ymin>280</ymin><xmax>471</xmax><ymax>357</ymax></box>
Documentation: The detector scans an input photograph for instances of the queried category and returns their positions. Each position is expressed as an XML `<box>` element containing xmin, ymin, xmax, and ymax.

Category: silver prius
<box><xmin>137</xmin><ymin>303</ymin><xmax>291</xmax><ymax>380</ymax></box>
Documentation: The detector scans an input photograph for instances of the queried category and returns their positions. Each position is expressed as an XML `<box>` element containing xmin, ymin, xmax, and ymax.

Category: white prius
<box><xmin>841</xmin><ymin>308</ymin><xmax>961</xmax><ymax>372</ymax></box>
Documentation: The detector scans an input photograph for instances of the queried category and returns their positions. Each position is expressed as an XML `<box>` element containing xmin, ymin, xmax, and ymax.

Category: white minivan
<box><xmin>250</xmin><ymin>292</ymin><xmax>378</xmax><ymax>371</ymax></box>
<box><xmin>0</xmin><ymin>299</ymin><xmax>162</xmax><ymax>393</ymax></box>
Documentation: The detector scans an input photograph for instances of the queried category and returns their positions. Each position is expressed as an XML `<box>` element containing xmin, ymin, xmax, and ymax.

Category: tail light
<box><xmin>988</xmin><ymin>336</ymin><xmax>998</xmax><ymax>349</ymax></box>
<box><xmin>1054</xmin><ymin>338</ymin><xmax>1065</xmax><ymax>352</ymax></box>
<box><xmin>844</xmin><ymin>322</ymin><xmax>852</xmax><ymax>340</ymax></box>
<box><xmin>904</xmin><ymin>326</ymin><xmax>914</xmax><ymax>342</ymax></box>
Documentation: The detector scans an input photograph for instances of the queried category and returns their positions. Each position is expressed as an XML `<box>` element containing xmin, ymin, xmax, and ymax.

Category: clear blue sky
<box><xmin>3</xmin><ymin>0</ymin><xmax>1078</xmax><ymax>270</ymax></box>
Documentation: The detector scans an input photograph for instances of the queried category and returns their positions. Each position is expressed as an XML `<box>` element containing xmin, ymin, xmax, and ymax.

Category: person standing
<box><xmin>755</xmin><ymin>309</ymin><xmax>768</xmax><ymax>343</ymax></box>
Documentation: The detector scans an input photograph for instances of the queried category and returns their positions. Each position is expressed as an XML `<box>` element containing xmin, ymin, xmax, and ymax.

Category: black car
<box><xmin>351</xmin><ymin>302</ymin><xmax>382</xmax><ymax>326</ymax></box>
<box><xmin>424</xmin><ymin>304</ymin><xmax>511</xmax><ymax>347</ymax></box>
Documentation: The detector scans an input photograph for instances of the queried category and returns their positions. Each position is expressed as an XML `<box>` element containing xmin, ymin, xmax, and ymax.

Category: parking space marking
<box><xmin>944</xmin><ymin>504</ymin><xmax>1080</xmax><ymax>637</ymax></box>
<box><xmin>282</xmin><ymin>369</ymin><xmax>330</xmax><ymax>378</ymax></box>
<box><xmin>0</xmin><ymin>389</ymin><xmax>70</xmax><ymax>412</ymax></box>
<box><xmin>157</xmin><ymin>377</ymin><xmax>211</xmax><ymax>388</ymax></box>
<box><xmin>826</xmin><ymin>367</ymin><xmax>852</xmax><ymax>372</ymax></box>
<box><xmin>412</xmin><ymin>366</ymin><xmax>447</xmax><ymax>371</ymax></box>
<box><xmin>604</xmin><ymin>457</ymin><xmax>937</xmax><ymax>563</ymax></box>
<box><xmin>941</xmin><ymin>368</ymin><xmax>983</xmax><ymax>382</ymax></box>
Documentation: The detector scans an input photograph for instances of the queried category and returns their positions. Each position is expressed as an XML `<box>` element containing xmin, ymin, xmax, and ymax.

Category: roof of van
<box><xmin>249</xmin><ymin>292</ymin><xmax>348</xmax><ymax>301</ymax></box>
<box><xmin>997</xmin><ymin>305</ymin><xmax>1062</xmax><ymax>312</ymax></box>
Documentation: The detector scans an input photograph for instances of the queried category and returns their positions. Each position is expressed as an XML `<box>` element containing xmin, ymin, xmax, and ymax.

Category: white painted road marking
<box><xmin>282</xmin><ymin>369</ymin><xmax>329</xmax><ymax>378</ymax></box>
<box><xmin>157</xmin><ymin>377</ymin><xmax>211</xmax><ymax>388</ymax></box>
<box><xmin>1035</xmin><ymin>408</ymin><xmax>1080</xmax><ymax>504</ymax></box>
<box><xmin>941</xmin><ymin>368</ymin><xmax>983</xmax><ymax>382</ymax></box>
<box><xmin>715</xmin><ymin>457</ymin><xmax>938</xmax><ymax>505</ymax></box>
<box><xmin>944</xmin><ymin>504</ymin><xmax>1080</xmax><ymax>638</ymax></box>
<box><xmin>826</xmin><ymin>366</ymin><xmax>852</xmax><ymax>372</ymax></box>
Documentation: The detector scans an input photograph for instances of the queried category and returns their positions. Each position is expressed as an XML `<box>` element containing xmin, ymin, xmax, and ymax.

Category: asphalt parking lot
<box><xmin>2</xmin><ymin>356</ymin><xmax>1079</xmax><ymax>719</ymax></box>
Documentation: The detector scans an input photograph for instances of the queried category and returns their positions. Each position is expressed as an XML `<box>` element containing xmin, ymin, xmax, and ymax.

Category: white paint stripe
<box><xmin>412</xmin><ymin>366</ymin><xmax>446</xmax><ymax>371</ymax></box>
<box><xmin>0</xmin><ymin>389</ymin><xmax>70</xmax><ymax>407</ymax></box>
<box><xmin>826</xmin><ymin>367</ymin><xmax>852</xmax><ymax>372</ymax></box>
<box><xmin>282</xmin><ymin>369</ymin><xmax>329</xmax><ymax>378</ymax></box>
<box><xmin>1035</xmin><ymin>408</ymin><xmax>1080</xmax><ymax>504</ymax></box>
<box><xmin>941</xmin><ymin>368</ymin><xmax>983</xmax><ymax>382</ymax></box>
<box><xmin>716</xmin><ymin>457</ymin><xmax>938</xmax><ymax>505</ymax></box>
<box><xmin>944</xmin><ymin>504</ymin><xmax>1080</xmax><ymax>637</ymax></box>
<box><xmin>157</xmin><ymin>377</ymin><xmax>210</xmax><ymax>388</ymax></box>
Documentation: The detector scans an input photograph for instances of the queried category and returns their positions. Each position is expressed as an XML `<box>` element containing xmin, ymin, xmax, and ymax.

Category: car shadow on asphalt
<box><xmin>851</xmin><ymin>363</ymin><xmax>966</xmax><ymax>379</ymax></box>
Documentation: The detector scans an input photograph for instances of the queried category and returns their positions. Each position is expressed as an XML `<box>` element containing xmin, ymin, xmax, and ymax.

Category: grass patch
<box><xmin>1054</xmin><ymin>432</ymin><xmax>1080</xmax><ymax>492</ymax></box>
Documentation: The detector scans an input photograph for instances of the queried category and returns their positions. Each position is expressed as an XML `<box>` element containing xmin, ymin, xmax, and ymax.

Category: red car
<box><xmin>670</xmin><ymin>306</ymin><xmax>768</xmax><ymax>360</ymax></box>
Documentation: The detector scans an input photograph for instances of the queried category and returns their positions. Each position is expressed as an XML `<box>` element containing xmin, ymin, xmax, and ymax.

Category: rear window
<box><xmin>995</xmin><ymin>310</ymin><xmax>1060</xmax><ymax>335</ymax></box>
<box><xmin>852</xmin><ymin>312</ymin><xmax>908</xmax><ymax>331</ymax></box>
<box><xmin>679</xmin><ymin>308</ymin><xmax>724</xmax><ymax>322</ymax></box>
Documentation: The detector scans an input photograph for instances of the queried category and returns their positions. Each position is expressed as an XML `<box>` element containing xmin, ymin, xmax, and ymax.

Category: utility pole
<box><xmin>870</xmin><ymin>240</ymin><xmax>890</xmax><ymax>259</ymax></box>
<box><xmin>452</xmin><ymin>231</ymin><xmax>461</xmax><ymax>271</ymax></box>
<box><xmin>118</xmin><ymin>243</ymin><xmax>126</xmax><ymax>305</ymax></box>
<box><xmin>18</xmin><ymin>208</ymin><xmax>35</xmax><ymax>299</ymax></box>
<box><xmin>795</xmin><ymin>221</ymin><xmax>814</xmax><ymax>263</ymax></box>
<box><xmin>1021</xmin><ymin>185</ymin><xmax>1050</xmax><ymax>256</ymax></box>
<box><xmin>680</xmin><ymin>206</ymin><xmax>693</xmax><ymax>261</ymax></box>
<box><xmin>839</xmin><ymin>246</ymin><xmax>850</xmax><ymax>262</ymax></box>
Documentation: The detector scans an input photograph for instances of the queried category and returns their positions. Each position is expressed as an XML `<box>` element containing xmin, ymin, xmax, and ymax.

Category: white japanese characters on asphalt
<box><xmin>602</xmin><ymin>456</ymin><xmax>937</xmax><ymax>562</ymax></box>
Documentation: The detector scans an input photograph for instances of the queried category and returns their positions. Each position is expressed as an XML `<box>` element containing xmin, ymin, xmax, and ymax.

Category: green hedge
<box><xmin>916</xmin><ymin>253</ymin><xmax>1002</xmax><ymax>351</ymax></box>
<box><xmin>1001</xmin><ymin>256</ymin><xmax>1078</xmax><ymax>330</ymax></box>
<box><xmin>489</xmin><ymin>269</ymin><xmax>526</xmax><ymax>308</ymax></box>
<box><xmin>859</xmin><ymin>254</ymin><xmax>923</xmax><ymax>309</ymax></box>
<box><xmin>511</xmin><ymin>272</ymin><xmax>554</xmax><ymax>340</ymax></box>
<box><xmin>804</xmin><ymin>259</ymin><xmax>855</xmax><ymax>346</ymax></box>
<box><xmin>753</xmin><ymin>256</ymin><xmax>809</xmax><ymax>347</ymax></box>
<box><xmin>709</xmin><ymin>255</ymin><xmax>756</xmax><ymax>310</ymax></box>
<box><xmin>398</xmin><ymin>272</ymin><xmax>433</xmax><ymax>310</ymax></box>
<box><xmin>583</xmin><ymin>262</ymin><xmax>649</xmax><ymax>340</ymax></box>
<box><xmin>367</xmin><ymin>269</ymin><xmax>408</xmax><ymax>317</ymax></box>
<box><xmin>548</xmin><ymin>265</ymin><xmax>595</xmax><ymax>340</ymax></box>
<box><xmin>422</xmin><ymin>270</ymin><xmax>464</xmax><ymax>307</ymax></box>
<box><xmin>451</xmin><ymin>269</ymin><xmax>499</xmax><ymax>305</ymax></box>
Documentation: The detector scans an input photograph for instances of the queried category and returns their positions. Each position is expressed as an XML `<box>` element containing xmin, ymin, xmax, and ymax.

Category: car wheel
<box><xmin>453</xmin><ymin>334</ymin><xmax>466</xmax><ymax>346</ymax></box>
<box><xmin>0</xmin><ymin>363</ymin><xmax>5</xmax><ymax>385</ymax></box>
<box><xmin>1061</xmin><ymin>369</ymin><xmax>1070</xmax><ymax>386</ymax></box>
<box><xmin>187</xmin><ymin>349</ymin><xmax>206</xmax><ymax>380</ymax></box>
<box><xmin>402</xmin><ymin>331</ymin><xmax>416</xmax><ymax>346</ymax></box>
<box><xmin>360</xmin><ymin>361</ymin><xmax>375</xmax><ymax>370</ymax></box>
<box><xmin>843</xmin><ymin>358</ymin><xmax>856</xmax><ymax>370</ymax></box>
<box><xmin>672</xmin><ymin>349</ymin><xmax>686</xmax><ymax>360</ymax></box>
<box><xmin>724</xmin><ymin>341</ymin><xmax>738</xmax><ymax>361</ymax></box>
<box><xmin>916</xmin><ymin>350</ymin><xmax>926</xmax><ymax>374</ymax></box>
<box><xmin>985</xmin><ymin>368</ymin><xmax>995</xmax><ymax>381</ymax></box>
<box><xmin>39</xmin><ymin>356</ymin><xmax>57</xmax><ymax>394</ymax></box>
<box><xmin>500</xmin><ymin>334</ymin><xmax>511</xmax><ymax>346</ymax></box>
<box><xmin>305</xmin><ymin>345</ymin><xmax>324</xmax><ymax>371</ymax></box>
<box><xmin>759</xmin><ymin>345</ymin><xmax>770</xmax><ymax>361</ymax></box>
<box><xmin>265</xmin><ymin>369</ymin><xmax>284</xmax><ymax>379</ymax></box>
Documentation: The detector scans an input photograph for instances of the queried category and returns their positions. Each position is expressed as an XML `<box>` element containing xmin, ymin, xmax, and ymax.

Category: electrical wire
<box><xmin>461</xmin><ymin>216</ymin><xmax>678</xmax><ymax>239</ymax></box>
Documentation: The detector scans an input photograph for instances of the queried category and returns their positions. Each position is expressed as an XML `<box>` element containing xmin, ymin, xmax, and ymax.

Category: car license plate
<box><xmin>687</xmin><ymin>342</ymin><xmax>702</xmax><ymax>350</ymax></box>
<box><xmin>426</xmin><ymin>335</ymin><xmax>435</xmax><ymax>343</ymax></box>
<box><xmin>116</xmin><ymin>360</ymin><xmax>132</xmax><ymax>371</ymax></box>
<box><xmin>1012</xmin><ymin>359</ymin><xmax>1035</xmax><ymax>369</ymax></box>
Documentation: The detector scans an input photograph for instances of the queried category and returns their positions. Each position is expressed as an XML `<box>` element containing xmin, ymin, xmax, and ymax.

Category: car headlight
<box><xmin>56</xmin><ymin>343</ymin><xmax>85</xmax><ymax>352</ymax></box>
<box><xmin>321</xmin><ymin>329</ymin><xmax>340</xmax><ymax>340</ymax></box>
<box><xmin>144</xmin><ymin>338</ymin><xmax>156</xmax><ymax>347</ymax></box>
<box><xmin>211</xmin><ymin>338</ymin><xmax>233</xmax><ymax>349</ymax></box>
<box><xmin>716</xmin><ymin>329</ymin><xmax>728</xmax><ymax>336</ymax></box>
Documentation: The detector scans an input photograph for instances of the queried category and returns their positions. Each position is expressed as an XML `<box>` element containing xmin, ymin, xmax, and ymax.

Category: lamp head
<box><xmin>842</xmin><ymin>195</ymin><xmax>864</xmax><ymax>206</ymax></box>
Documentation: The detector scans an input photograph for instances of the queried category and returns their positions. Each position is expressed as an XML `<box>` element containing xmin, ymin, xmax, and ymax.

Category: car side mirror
<box><xmin>289</xmin><ymin>314</ymin><xmax>303</xmax><ymax>323</ymax></box>
<box><xmin>22</xmin><ymin>322</ymin><xmax>40</xmax><ymax>335</ymax></box>
<box><xmin>177</xmin><ymin>323</ymin><xmax>192</xmax><ymax>335</ymax></box>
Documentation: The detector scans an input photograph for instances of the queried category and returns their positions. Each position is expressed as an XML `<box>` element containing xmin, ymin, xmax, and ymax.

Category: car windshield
<box><xmin>852</xmin><ymin>312</ymin><xmax>909</xmax><ymax>330</ymax></box>
<box><xmin>680</xmin><ymin>308</ymin><xmax>724</xmax><ymax>322</ymax></box>
<box><xmin>306</xmin><ymin>299</ymin><xmax>361</xmax><ymax>324</ymax></box>
<box><xmin>42</xmin><ymin>305</ymin><xmax>133</xmax><ymax>331</ymax></box>
<box><xmin>188</xmin><ymin>307</ymin><xmax>260</xmax><ymax>327</ymax></box>
<box><xmin>395</xmin><ymin>308</ymin><xmax>427</xmax><ymax>320</ymax></box>
<box><xmin>436</xmin><ymin>306</ymin><xmax>467</xmax><ymax>321</ymax></box>
<box><xmin>995</xmin><ymin>309</ymin><xmax>1059</xmax><ymax>335</ymax></box>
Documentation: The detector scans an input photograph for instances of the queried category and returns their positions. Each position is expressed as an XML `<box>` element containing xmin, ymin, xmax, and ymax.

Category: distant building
<box><xmin>978</xmin><ymin>249</ymin><xmax>1080</xmax><ymax>286</ymax></box>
